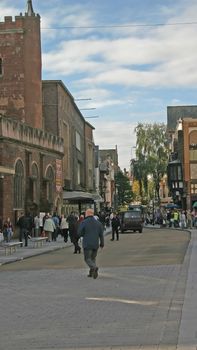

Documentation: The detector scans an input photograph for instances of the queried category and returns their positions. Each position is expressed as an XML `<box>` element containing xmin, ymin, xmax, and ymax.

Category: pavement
<box><xmin>0</xmin><ymin>226</ymin><xmax>112</xmax><ymax>266</ymax></box>
<box><xmin>0</xmin><ymin>225</ymin><xmax>197</xmax><ymax>349</ymax></box>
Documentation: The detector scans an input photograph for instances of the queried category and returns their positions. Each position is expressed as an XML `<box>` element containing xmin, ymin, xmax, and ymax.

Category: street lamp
<box><xmin>167</xmin><ymin>159</ymin><xmax>183</xmax><ymax>207</ymax></box>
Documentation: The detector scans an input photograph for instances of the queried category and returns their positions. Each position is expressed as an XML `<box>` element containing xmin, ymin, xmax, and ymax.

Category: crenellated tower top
<box><xmin>0</xmin><ymin>0</ymin><xmax>42</xmax><ymax>129</ymax></box>
<box><xmin>26</xmin><ymin>0</ymin><xmax>35</xmax><ymax>16</ymax></box>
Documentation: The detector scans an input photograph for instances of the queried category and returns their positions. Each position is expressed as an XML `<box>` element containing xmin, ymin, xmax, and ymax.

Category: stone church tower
<box><xmin>0</xmin><ymin>1</ymin><xmax>64</xmax><ymax>226</ymax></box>
<box><xmin>0</xmin><ymin>0</ymin><xmax>42</xmax><ymax>128</ymax></box>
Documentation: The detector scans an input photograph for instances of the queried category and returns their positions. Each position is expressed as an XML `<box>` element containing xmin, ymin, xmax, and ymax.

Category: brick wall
<box><xmin>0</xmin><ymin>15</ymin><xmax>42</xmax><ymax>129</ymax></box>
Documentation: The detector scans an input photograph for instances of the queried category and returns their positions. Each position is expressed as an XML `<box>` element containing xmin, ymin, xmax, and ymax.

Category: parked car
<box><xmin>120</xmin><ymin>210</ymin><xmax>143</xmax><ymax>233</ymax></box>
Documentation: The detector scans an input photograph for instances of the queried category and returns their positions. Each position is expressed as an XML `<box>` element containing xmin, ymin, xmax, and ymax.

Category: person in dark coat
<box><xmin>17</xmin><ymin>212</ymin><xmax>33</xmax><ymax>247</ymax></box>
<box><xmin>67</xmin><ymin>212</ymin><xmax>81</xmax><ymax>253</ymax></box>
<box><xmin>111</xmin><ymin>213</ymin><xmax>121</xmax><ymax>241</ymax></box>
<box><xmin>78</xmin><ymin>208</ymin><xmax>104</xmax><ymax>279</ymax></box>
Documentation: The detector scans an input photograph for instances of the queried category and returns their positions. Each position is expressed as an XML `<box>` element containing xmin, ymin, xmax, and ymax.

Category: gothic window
<box><xmin>14</xmin><ymin>160</ymin><xmax>24</xmax><ymax>209</ymax></box>
<box><xmin>46</xmin><ymin>166</ymin><xmax>54</xmax><ymax>203</ymax></box>
<box><xmin>0</xmin><ymin>58</ymin><xmax>3</xmax><ymax>76</ymax></box>
<box><xmin>30</xmin><ymin>163</ymin><xmax>39</xmax><ymax>203</ymax></box>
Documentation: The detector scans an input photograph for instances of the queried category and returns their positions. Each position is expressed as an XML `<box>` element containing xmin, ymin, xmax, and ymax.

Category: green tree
<box><xmin>115</xmin><ymin>170</ymin><xmax>133</xmax><ymax>206</ymax></box>
<box><xmin>133</xmin><ymin>123</ymin><xmax>169</xmax><ymax>203</ymax></box>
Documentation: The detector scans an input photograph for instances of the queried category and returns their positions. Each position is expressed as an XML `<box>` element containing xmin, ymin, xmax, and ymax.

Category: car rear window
<box><xmin>124</xmin><ymin>211</ymin><xmax>141</xmax><ymax>218</ymax></box>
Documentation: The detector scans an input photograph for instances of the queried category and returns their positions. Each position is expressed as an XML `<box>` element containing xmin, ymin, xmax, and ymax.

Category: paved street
<box><xmin>0</xmin><ymin>228</ymin><xmax>195</xmax><ymax>350</ymax></box>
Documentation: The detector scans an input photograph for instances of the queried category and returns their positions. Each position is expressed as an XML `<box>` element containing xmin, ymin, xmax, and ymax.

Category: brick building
<box><xmin>42</xmin><ymin>80</ymin><xmax>97</xmax><ymax>214</ymax></box>
<box><xmin>167</xmin><ymin>106</ymin><xmax>197</xmax><ymax>209</ymax></box>
<box><xmin>99</xmin><ymin>147</ymin><xmax>119</xmax><ymax>209</ymax></box>
<box><xmin>0</xmin><ymin>1</ymin><xmax>64</xmax><ymax>226</ymax></box>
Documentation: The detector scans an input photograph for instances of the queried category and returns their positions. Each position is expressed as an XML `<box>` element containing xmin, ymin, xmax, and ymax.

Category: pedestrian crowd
<box><xmin>145</xmin><ymin>208</ymin><xmax>196</xmax><ymax>229</ymax></box>
<box><xmin>0</xmin><ymin>209</ymin><xmax>118</xmax><ymax>248</ymax></box>
<box><xmin>1</xmin><ymin>206</ymin><xmax>196</xmax><ymax>280</ymax></box>
<box><xmin>0</xmin><ymin>209</ymin><xmax>117</xmax><ymax>279</ymax></box>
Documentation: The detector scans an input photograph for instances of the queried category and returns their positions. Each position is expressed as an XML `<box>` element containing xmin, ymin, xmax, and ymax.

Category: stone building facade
<box><xmin>42</xmin><ymin>80</ymin><xmax>95</xmax><ymax>193</ymax></box>
<box><xmin>42</xmin><ymin>80</ymin><xmax>96</xmax><ymax>214</ymax></box>
<box><xmin>0</xmin><ymin>5</ymin><xmax>42</xmax><ymax>128</ymax></box>
<box><xmin>0</xmin><ymin>1</ymin><xmax>64</xmax><ymax>226</ymax></box>
<box><xmin>99</xmin><ymin>148</ymin><xmax>119</xmax><ymax>209</ymax></box>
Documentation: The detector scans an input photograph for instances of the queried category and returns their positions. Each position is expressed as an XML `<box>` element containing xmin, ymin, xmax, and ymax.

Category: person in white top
<box><xmin>34</xmin><ymin>214</ymin><xmax>40</xmax><ymax>237</ymax></box>
<box><xmin>60</xmin><ymin>214</ymin><xmax>69</xmax><ymax>242</ymax></box>
<box><xmin>43</xmin><ymin>215</ymin><xmax>56</xmax><ymax>242</ymax></box>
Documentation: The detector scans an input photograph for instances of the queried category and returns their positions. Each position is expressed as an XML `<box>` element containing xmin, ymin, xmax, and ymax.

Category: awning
<box><xmin>63</xmin><ymin>191</ymin><xmax>103</xmax><ymax>203</ymax></box>
<box><xmin>92</xmin><ymin>194</ymin><xmax>104</xmax><ymax>203</ymax></box>
<box><xmin>0</xmin><ymin>166</ymin><xmax>15</xmax><ymax>175</ymax></box>
<box><xmin>63</xmin><ymin>191</ymin><xmax>93</xmax><ymax>203</ymax></box>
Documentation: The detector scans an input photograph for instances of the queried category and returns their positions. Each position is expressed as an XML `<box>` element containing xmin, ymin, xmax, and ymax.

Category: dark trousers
<box><xmin>62</xmin><ymin>228</ymin><xmax>69</xmax><ymax>242</ymax></box>
<box><xmin>52</xmin><ymin>228</ymin><xmax>57</xmax><ymax>241</ymax></box>
<box><xmin>73</xmin><ymin>237</ymin><xmax>81</xmax><ymax>253</ymax></box>
<box><xmin>112</xmin><ymin>227</ymin><xmax>119</xmax><ymax>240</ymax></box>
<box><xmin>19</xmin><ymin>228</ymin><xmax>28</xmax><ymax>247</ymax></box>
<box><xmin>84</xmin><ymin>248</ymin><xmax>98</xmax><ymax>269</ymax></box>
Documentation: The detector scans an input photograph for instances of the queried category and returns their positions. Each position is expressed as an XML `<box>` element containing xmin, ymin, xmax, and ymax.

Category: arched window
<box><xmin>189</xmin><ymin>131</ymin><xmax>197</xmax><ymax>149</ymax></box>
<box><xmin>0</xmin><ymin>58</ymin><xmax>3</xmax><ymax>76</ymax></box>
<box><xmin>46</xmin><ymin>166</ymin><xmax>54</xmax><ymax>204</ymax></box>
<box><xmin>29</xmin><ymin>163</ymin><xmax>39</xmax><ymax>203</ymax></box>
<box><xmin>14</xmin><ymin>160</ymin><xmax>24</xmax><ymax>208</ymax></box>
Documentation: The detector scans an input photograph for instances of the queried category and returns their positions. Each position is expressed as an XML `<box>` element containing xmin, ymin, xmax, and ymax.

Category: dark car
<box><xmin>120</xmin><ymin>210</ymin><xmax>143</xmax><ymax>233</ymax></box>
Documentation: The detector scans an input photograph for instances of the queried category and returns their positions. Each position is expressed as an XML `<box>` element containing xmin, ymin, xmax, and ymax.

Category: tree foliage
<box><xmin>132</xmin><ymin>123</ymin><xmax>169</xmax><ymax>203</ymax></box>
<box><xmin>115</xmin><ymin>170</ymin><xmax>133</xmax><ymax>205</ymax></box>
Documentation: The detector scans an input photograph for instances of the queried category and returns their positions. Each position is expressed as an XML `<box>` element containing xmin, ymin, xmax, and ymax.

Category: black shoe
<box><xmin>93</xmin><ymin>267</ymin><xmax>98</xmax><ymax>279</ymax></box>
<box><xmin>73</xmin><ymin>251</ymin><xmax>77</xmax><ymax>254</ymax></box>
<box><xmin>110</xmin><ymin>239</ymin><xmax>114</xmax><ymax>241</ymax></box>
<box><xmin>87</xmin><ymin>268</ymin><xmax>94</xmax><ymax>277</ymax></box>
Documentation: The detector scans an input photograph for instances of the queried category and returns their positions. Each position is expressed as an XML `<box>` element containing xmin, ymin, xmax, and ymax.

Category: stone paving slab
<box><xmin>0</xmin><ymin>237</ymin><xmax>70</xmax><ymax>265</ymax></box>
<box><xmin>0</xmin><ymin>227</ymin><xmax>196</xmax><ymax>350</ymax></box>
<box><xmin>177</xmin><ymin>230</ymin><xmax>197</xmax><ymax>350</ymax></box>
<box><xmin>0</xmin><ymin>264</ymin><xmax>185</xmax><ymax>350</ymax></box>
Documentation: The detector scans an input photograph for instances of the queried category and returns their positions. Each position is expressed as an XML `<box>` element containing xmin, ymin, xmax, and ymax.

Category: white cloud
<box><xmin>0</xmin><ymin>3</ymin><xmax>19</xmax><ymax>18</ymax></box>
<box><xmin>1</xmin><ymin>0</ymin><xmax>197</xmax><ymax>170</ymax></box>
<box><xmin>93</xmin><ymin>120</ymin><xmax>137</xmax><ymax>170</ymax></box>
<box><xmin>42</xmin><ymin>17</ymin><xmax>197</xmax><ymax>88</ymax></box>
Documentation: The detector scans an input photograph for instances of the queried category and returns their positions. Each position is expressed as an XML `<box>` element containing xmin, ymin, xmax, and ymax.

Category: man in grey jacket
<box><xmin>78</xmin><ymin>208</ymin><xmax>104</xmax><ymax>279</ymax></box>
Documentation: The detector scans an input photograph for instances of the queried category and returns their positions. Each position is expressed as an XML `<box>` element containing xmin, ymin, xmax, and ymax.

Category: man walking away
<box><xmin>17</xmin><ymin>212</ymin><xmax>33</xmax><ymax>247</ymax></box>
<box><xmin>78</xmin><ymin>208</ymin><xmax>104</xmax><ymax>279</ymax></box>
<box><xmin>111</xmin><ymin>213</ymin><xmax>120</xmax><ymax>241</ymax></box>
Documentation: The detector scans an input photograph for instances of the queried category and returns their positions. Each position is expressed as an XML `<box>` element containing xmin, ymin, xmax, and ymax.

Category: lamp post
<box><xmin>167</xmin><ymin>160</ymin><xmax>184</xmax><ymax>208</ymax></box>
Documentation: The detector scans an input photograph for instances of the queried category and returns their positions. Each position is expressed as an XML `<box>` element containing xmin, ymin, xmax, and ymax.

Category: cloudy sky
<box><xmin>1</xmin><ymin>0</ymin><xmax>197</xmax><ymax>170</ymax></box>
